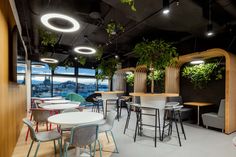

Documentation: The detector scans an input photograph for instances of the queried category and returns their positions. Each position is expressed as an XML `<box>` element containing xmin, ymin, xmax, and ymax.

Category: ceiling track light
<box><xmin>163</xmin><ymin>0</ymin><xmax>170</xmax><ymax>15</ymax></box>
<box><xmin>206</xmin><ymin>0</ymin><xmax>214</xmax><ymax>37</ymax></box>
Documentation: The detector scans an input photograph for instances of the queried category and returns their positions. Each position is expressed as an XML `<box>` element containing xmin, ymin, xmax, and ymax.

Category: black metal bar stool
<box><xmin>162</xmin><ymin>102</ymin><xmax>186</xmax><ymax>146</ymax></box>
<box><xmin>105</xmin><ymin>98</ymin><xmax>119</xmax><ymax>120</ymax></box>
<box><xmin>131</xmin><ymin>104</ymin><xmax>161</xmax><ymax>147</ymax></box>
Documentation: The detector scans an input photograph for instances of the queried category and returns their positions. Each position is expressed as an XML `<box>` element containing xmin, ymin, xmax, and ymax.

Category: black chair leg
<box><xmin>173</xmin><ymin>112</ymin><xmax>182</xmax><ymax>147</ymax></box>
<box><xmin>157</xmin><ymin>109</ymin><xmax>161</xmax><ymax>141</ymax></box>
<box><xmin>178</xmin><ymin>111</ymin><xmax>186</xmax><ymax>140</ymax></box>
<box><xmin>116</xmin><ymin>100</ymin><xmax>119</xmax><ymax>121</ymax></box>
<box><xmin>124</xmin><ymin>109</ymin><xmax>131</xmax><ymax>134</ymax></box>
<box><xmin>154</xmin><ymin>109</ymin><xmax>157</xmax><ymax>147</ymax></box>
<box><xmin>162</xmin><ymin>110</ymin><xmax>167</xmax><ymax>141</ymax></box>
<box><xmin>134</xmin><ymin>111</ymin><xmax>140</xmax><ymax>142</ymax></box>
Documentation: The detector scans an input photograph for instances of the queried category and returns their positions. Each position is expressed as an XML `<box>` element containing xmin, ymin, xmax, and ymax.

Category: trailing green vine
<box><xmin>96</xmin><ymin>58</ymin><xmax>119</xmax><ymax>80</ymax></box>
<box><xmin>106</xmin><ymin>20</ymin><xmax>125</xmax><ymax>37</ymax></box>
<box><xmin>39</xmin><ymin>28</ymin><xmax>58</xmax><ymax>47</ymax></box>
<box><xmin>120</xmin><ymin>0</ymin><xmax>136</xmax><ymax>11</ymax></box>
<box><xmin>182</xmin><ymin>63</ymin><xmax>225</xmax><ymax>89</ymax></box>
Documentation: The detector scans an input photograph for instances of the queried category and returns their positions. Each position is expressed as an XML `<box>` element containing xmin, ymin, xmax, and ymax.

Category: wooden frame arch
<box><xmin>165</xmin><ymin>48</ymin><xmax>236</xmax><ymax>134</ymax></box>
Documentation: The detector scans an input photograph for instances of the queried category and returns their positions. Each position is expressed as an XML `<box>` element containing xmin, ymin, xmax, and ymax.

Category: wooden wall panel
<box><xmin>165</xmin><ymin>67</ymin><xmax>180</xmax><ymax>93</ymax></box>
<box><xmin>0</xmin><ymin>0</ymin><xmax>27</xmax><ymax>156</ymax></box>
<box><xmin>112</xmin><ymin>73</ymin><xmax>126</xmax><ymax>91</ymax></box>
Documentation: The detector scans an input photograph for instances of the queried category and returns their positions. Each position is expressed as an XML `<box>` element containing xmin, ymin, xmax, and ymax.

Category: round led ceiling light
<box><xmin>40</xmin><ymin>58</ymin><xmax>58</xmax><ymax>64</ymax></box>
<box><xmin>41</xmin><ymin>13</ymin><xmax>80</xmax><ymax>32</ymax></box>
<box><xmin>74</xmin><ymin>46</ymin><xmax>96</xmax><ymax>55</ymax></box>
<box><xmin>32</xmin><ymin>63</ymin><xmax>46</xmax><ymax>68</ymax></box>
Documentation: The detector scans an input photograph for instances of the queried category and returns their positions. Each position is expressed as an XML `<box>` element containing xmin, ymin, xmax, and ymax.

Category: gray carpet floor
<box><xmin>108</xmin><ymin>109</ymin><xmax>236</xmax><ymax>157</ymax></box>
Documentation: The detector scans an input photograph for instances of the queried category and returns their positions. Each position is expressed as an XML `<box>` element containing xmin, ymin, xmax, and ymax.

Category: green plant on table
<box><xmin>182</xmin><ymin>63</ymin><xmax>225</xmax><ymax>89</ymax></box>
<box><xmin>133</xmin><ymin>39</ymin><xmax>177</xmax><ymax>93</ymax></box>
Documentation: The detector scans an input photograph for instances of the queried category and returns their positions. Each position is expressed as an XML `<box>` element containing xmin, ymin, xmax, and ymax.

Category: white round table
<box><xmin>44</xmin><ymin>100</ymin><xmax>71</xmax><ymax>104</ymax></box>
<box><xmin>233</xmin><ymin>137</ymin><xmax>236</xmax><ymax>147</ymax></box>
<box><xmin>48</xmin><ymin>112</ymin><xmax>104</xmax><ymax>125</ymax></box>
<box><xmin>39</xmin><ymin>103</ymin><xmax>80</xmax><ymax>111</ymax></box>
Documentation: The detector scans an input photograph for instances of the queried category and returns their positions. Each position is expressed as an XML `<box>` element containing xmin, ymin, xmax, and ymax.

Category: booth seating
<box><xmin>202</xmin><ymin>99</ymin><xmax>225</xmax><ymax>132</ymax></box>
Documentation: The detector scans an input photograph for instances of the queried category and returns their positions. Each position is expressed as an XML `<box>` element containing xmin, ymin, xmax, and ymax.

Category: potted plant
<box><xmin>133</xmin><ymin>39</ymin><xmax>178</xmax><ymax>93</ymax></box>
<box><xmin>96</xmin><ymin>58</ymin><xmax>119</xmax><ymax>91</ymax></box>
<box><xmin>182</xmin><ymin>62</ymin><xmax>224</xmax><ymax>89</ymax></box>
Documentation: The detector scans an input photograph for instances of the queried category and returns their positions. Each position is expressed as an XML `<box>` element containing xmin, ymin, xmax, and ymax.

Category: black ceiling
<box><xmin>15</xmin><ymin>0</ymin><xmax>236</xmax><ymax>68</ymax></box>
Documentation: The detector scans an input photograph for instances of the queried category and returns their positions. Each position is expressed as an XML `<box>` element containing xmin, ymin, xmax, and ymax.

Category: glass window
<box><xmin>17</xmin><ymin>75</ymin><xmax>25</xmax><ymax>84</ymax></box>
<box><xmin>31</xmin><ymin>62</ymin><xmax>51</xmax><ymax>75</ymax></box>
<box><xmin>53</xmin><ymin>77</ymin><xmax>76</xmax><ymax>97</ymax></box>
<box><xmin>77</xmin><ymin>78</ymin><xmax>97</xmax><ymax>98</ymax></box>
<box><xmin>78</xmin><ymin>68</ymin><xmax>96</xmax><ymax>76</ymax></box>
<box><xmin>98</xmin><ymin>79</ymin><xmax>109</xmax><ymax>91</ymax></box>
<box><xmin>31</xmin><ymin>75</ymin><xmax>52</xmax><ymax>97</ymax></box>
<box><xmin>54</xmin><ymin>66</ymin><xmax>75</xmax><ymax>75</ymax></box>
<box><xmin>17</xmin><ymin>62</ymin><xmax>26</xmax><ymax>73</ymax></box>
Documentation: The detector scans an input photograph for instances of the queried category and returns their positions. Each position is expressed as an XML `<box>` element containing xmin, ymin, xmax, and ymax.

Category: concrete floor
<box><xmin>110</xmin><ymin>109</ymin><xmax>236</xmax><ymax>157</ymax></box>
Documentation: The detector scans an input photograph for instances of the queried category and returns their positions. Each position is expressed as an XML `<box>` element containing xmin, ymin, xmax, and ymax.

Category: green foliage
<box><xmin>39</xmin><ymin>28</ymin><xmax>58</xmax><ymax>47</ymax></box>
<box><xmin>120</xmin><ymin>0</ymin><xmax>136</xmax><ymax>11</ymax></box>
<box><xmin>147</xmin><ymin>70</ymin><xmax>165</xmax><ymax>81</ymax></box>
<box><xmin>133</xmin><ymin>39</ymin><xmax>178</xmax><ymax>70</ymax></box>
<box><xmin>48</xmin><ymin>63</ymin><xmax>58</xmax><ymax>71</ymax></box>
<box><xmin>182</xmin><ymin>63</ymin><xmax>225</xmax><ymax>89</ymax></box>
<box><xmin>106</xmin><ymin>20</ymin><xmax>125</xmax><ymax>37</ymax></box>
<box><xmin>96</xmin><ymin>58</ymin><xmax>119</xmax><ymax>80</ymax></box>
<box><xmin>78</xmin><ymin>56</ymin><xmax>86</xmax><ymax>66</ymax></box>
<box><xmin>96</xmin><ymin>45</ymin><xmax>103</xmax><ymax>61</ymax></box>
<box><xmin>125</xmin><ymin>73</ymin><xmax>134</xmax><ymax>86</ymax></box>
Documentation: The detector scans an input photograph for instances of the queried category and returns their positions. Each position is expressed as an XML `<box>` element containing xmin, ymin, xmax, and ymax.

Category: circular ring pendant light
<box><xmin>40</xmin><ymin>58</ymin><xmax>58</xmax><ymax>64</ymax></box>
<box><xmin>74</xmin><ymin>46</ymin><xmax>96</xmax><ymax>54</ymax></box>
<box><xmin>41</xmin><ymin>13</ymin><xmax>80</xmax><ymax>32</ymax></box>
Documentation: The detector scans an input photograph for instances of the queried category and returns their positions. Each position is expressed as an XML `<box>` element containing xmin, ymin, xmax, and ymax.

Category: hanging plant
<box><xmin>48</xmin><ymin>63</ymin><xmax>58</xmax><ymax>71</ymax></box>
<box><xmin>39</xmin><ymin>28</ymin><xmax>58</xmax><ymax>47</ymax></box>
<box><xmin>78</xmin><ymin>56</ymin><xmax>86</xmax><ymax>66</ymax></box>
<box><xmin>182</xmin><ymin>63</ymin><xmax>225</xmax><ymax>89</ymax></box>
<box><xmin>106</xmin><ymin>20</ymin><xmax>125</xmax><ymax>37</ymax></box>
<box><xmin>125</xmin><ymin>73</ymin><xmax>134</xmax><ymax>86</ymax></box>
<box><xmin>96</xmin><ymin>58</ymin><xmax>119</xmax><ymax>80</ymax></box>
<box><xmin>96</xmin><ymin>45</ymin><xmax>103</xmax><ymax>61</ymax></box>
<box><xmin>133</xmin><ymin>39</ymin><xmax>178</xmax><ymax>93</ymax></box>
<box><xmin>120</xmin><ymin>0</ymin><xmax>136</xmax><ymax>11</ymax></box>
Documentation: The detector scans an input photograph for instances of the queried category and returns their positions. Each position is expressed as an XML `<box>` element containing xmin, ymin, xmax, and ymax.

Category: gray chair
<box><xmin>23</xmin><ymin>118</ymin><xmax>62</xmax><ymax>157</ymax></box>
<box><xmin>64</xmin><ymin>124</ymin><xmax>102</xmax><ymax>157</ymax></box>
<box><xmin>202</xmin><ymin>99</ymin><xmax>225</xmax><ymax>132</ymax></box>
<box><xmin>99</xmin><ymin>110</ymin><xmax>119</xmax><ymax>153</ymax></box>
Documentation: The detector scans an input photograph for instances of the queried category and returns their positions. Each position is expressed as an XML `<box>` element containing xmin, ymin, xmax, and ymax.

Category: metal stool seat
<box><xmin>162</xmin><ymin>102</ymin><xmax>186</xmax><ymax>146</ymax></box>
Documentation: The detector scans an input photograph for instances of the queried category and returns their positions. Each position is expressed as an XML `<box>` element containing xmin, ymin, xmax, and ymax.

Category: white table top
<box><xmin>39</xmin><ymin>103</ymin><xmax>80</xmax><ymax>110</ymax></box>
<box><xmin>233</xmin><ymin>137</ymin><xmax>236</xmax><ymax>147</ymax></box>
<box><xmin>48</xmin><ymin>112</ymin><xmax>104</xmax><ymax>125</ymax></box>
<box><xmin>44</xmin><ymin>100</ymin><xmax>71</xmax><ymax>104</ymax></box>
<box><xmin>32</xmin><ymin>97</ymin><xmax>63</xmax><ymax>101</ymax></box>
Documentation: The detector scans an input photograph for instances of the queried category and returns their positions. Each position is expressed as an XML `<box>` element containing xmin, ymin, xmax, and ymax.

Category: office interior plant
<box><xmin>96</xmin><ymin>58</ymin><xmax>119</xmax><ymax>90</ymax></box>
<box><xmin>125</xmin><ymin>73</ymin><xmax>134</xmax><ymax>86</ymax></box>
<box><xmin>120</xmin><ymin>0</ymin><xmax>136</xmax><ymax>11</ymax></box>
<box><xmin>182</xmin><ymin>63</ymin><xmax>225</xmax><ymax>89</ymax></box>
<box><xmin>133</xmin><ymin>39</ymin><xmax>178</xmax><ymax>93</ymax></box>
<box><xmin>106</xmin><ymin>20</ymin><xmax>125</xmax><ymax>37</ymax></box>
<box><xmin>39</xmin><ymin>28</ymin><xmax>58</xmax><ymax>47</ymax></box>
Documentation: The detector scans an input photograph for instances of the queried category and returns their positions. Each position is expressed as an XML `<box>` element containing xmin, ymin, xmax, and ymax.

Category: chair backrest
<box><xmin>33</xmin><ymin>100</ymin><xmax>42</xmax><ymax>108</ymax></box>
<box><xmin>62</xmin><ymin>108</ymin><xmax>80</xmax><ymax>113</ymax></box>
<box><xmin>106</xmin><ymin>110</ymin><xmax>117</xmax><ymax>127</ymax></box>
<box><xmin>23</xmin><ymin>118</ymin><xmax>37</xmax><ymax>141</ymax></box>
<box><xmin>166</xmin><ymin>96</ymin><xmax>183</xmax><ymax>104</ymax></box>
<box><xmin>218</xmin><ymin>99</ymin><xmax>225</xmax><ymax>118</ymax></box>
<box><xmin>66</xmin><ymin>93</ymin><xmax>86</xmax><ymax>103</ymax></box>
<box><xmin>31</xmin><ymin>108</ymin><xmax>51</xmax><ymax>123</ymax></box>
<box><xmin>70</xmin><ymin>124</ymin><xmax>98</xmax><ymax>147</ymax></box>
